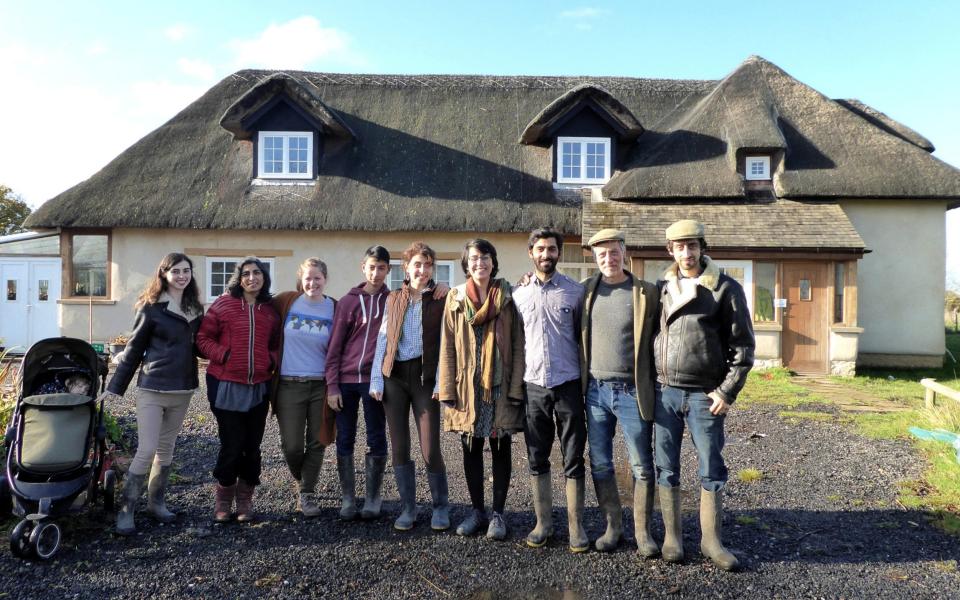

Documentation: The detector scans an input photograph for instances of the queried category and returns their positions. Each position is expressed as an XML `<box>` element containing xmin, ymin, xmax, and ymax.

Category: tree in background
<box><xmin>0</xmin><ymin>185</ymin><xmax>31</xmax><ymax>236</ymax></box>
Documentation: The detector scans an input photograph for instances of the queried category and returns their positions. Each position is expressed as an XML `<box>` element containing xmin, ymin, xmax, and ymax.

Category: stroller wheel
<box><xmin>29</xmin><ymin>520</ymin><xmax>61</xmax><ymax>561</ymax></box>
<box><xmin>10</xmin><ymin>520</ymin><xmax>31</xmax><ymax>559</ymax></box>
<box><xmin>103</xmin><ymin>470</ymin><xmax>117</xmax><ymax>513</ymax></box>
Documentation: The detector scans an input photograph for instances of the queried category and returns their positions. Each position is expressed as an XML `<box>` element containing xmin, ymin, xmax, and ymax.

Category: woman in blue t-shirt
<box><xmin>271</xmin><ymin>257</ymin><xmax>337</xmax><ymax>517</ymax></box>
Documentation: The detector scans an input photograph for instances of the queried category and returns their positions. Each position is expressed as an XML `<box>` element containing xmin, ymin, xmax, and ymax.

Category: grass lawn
<box><xmin>744</xmin><ymin>334</ymin><xmax>960</xmax><ymax>535</ymax></box>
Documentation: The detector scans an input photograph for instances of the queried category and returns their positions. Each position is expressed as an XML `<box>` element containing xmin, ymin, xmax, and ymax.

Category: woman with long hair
<box><xmin>107</xmin><ymin>252</ymin><xmax>204</xmax><ymax>536</ymax></box>
<box><xmin>272</xmin><ymin>257</ymin><xmax>337</xmax><ymax>517</ymax></box>
<box><xmin>369</xmin><ymin>242</ymin><xmax>449</xmax><ymax>531</ymax></box>
<box><xmin>197</xmin><ymin>257</ymin><xmax>280</xmax><ymax>523</ymax></box>
<box><xmin>438</xmin><ymin>239</ymin><xmax>525</xmax><ymax>540</ymax></box>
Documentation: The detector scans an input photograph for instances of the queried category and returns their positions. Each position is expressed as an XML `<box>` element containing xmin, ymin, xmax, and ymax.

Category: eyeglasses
<box><xmin>468</xmin><ymin>255</ymin><xmax>493</xmax><ymax>264</ymax></box>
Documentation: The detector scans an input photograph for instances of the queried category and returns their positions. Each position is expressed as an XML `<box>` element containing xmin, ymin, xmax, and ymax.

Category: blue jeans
<box><xmin>654</xmin><ymin>383</ymin><xmax>728</xmax><ymax>491</ymax></box>
<box><xmin>335</xmin><ymin>382</ymin><xmax>388</xmax><ymax>457</ymax></box>
<box><xmin>586</xmin><ymin>378</ymin><xmax>654</xmax><ymax>482</ymax></box>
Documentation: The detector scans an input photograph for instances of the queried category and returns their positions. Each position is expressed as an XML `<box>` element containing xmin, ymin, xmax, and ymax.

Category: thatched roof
<box><xmin>219</xmin><ymin>73</ymin><xmax>357</xmax><ymax>141</ymax></box>
<box><xmin>26</xmin><ymin>57</ymin><xmax>960</xmax><ymax>233</ymax></box>
<box><xmin>603</xmin><ymin>56</ymin><xmax>960</xmax><ymax>201</ymax></box>
<box><xmin>583</xmin><ymin>198</ymin><xmax>866</xmax><ymax>251</ymax></box>
<box><xmin>26</xmin><ymin>72</ymin><xmax>710</xmax><ymax>233</ymax></box>
<box><xmin>519</xmin><ymin>84</ymin><xmax>644</xmax><ymax>145</ymax></box>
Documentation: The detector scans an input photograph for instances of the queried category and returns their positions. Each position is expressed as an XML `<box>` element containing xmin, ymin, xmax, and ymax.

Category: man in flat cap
<box><xmin>579</xmin><ymin>228</ymin><xmax>660</xmax><ymax>556</ymax></box>
<box><xmin>654</xmin><ymin>219</ymin><xmax>755</xmax><ymax>571</ymax></box>
<box><xmin>512</xmin><ymin>228</ymin><xmax>589</xmax><ymax>552</ymax></box>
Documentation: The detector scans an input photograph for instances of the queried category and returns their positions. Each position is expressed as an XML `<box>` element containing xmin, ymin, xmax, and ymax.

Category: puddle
<box><xmin>468</xmin><ymin>587</ymin><xmax>582</xmax><ymax>600</ymax></box>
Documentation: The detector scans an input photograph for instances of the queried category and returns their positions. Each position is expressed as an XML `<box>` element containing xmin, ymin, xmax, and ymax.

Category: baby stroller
<box><xmin>2</xmin><ymin>337</ymin><xmax>113</xmax><ymax>560</ymax></box>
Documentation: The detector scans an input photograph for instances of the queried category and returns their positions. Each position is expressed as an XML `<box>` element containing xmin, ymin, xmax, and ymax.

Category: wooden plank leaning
<box><xmin>921</xmin><ymin>378</ymin><xmax>960</xmax><ymax>409</ymax></box>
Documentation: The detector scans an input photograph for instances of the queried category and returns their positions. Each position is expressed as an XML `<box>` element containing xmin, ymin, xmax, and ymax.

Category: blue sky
<box><xmin>1</xmin><ymin>1</ymin><xmax>957</xmax><ymax>285</ymax></box>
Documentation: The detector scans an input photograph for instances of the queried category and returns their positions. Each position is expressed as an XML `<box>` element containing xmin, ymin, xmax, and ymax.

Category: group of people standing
<box><xmin>103</xmin><ymin>218</ymin><xmax>754</xmax><ymax>571</ymax></box>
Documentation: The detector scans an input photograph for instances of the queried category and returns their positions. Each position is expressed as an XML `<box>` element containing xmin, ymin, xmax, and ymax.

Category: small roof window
<box><xmin>745</xmin><ymin>155</ymin><xmax>771</xmax><ymax>181</ymax></box>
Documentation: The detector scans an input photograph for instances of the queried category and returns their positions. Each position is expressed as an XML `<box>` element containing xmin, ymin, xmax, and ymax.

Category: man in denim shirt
<box><xmin>580</xmin><ymin>229</ymin><xmax>660</xmax><ymax>556</ymax></box>
<box><xmin>512</xmin><ymin>228</ymin><xmax>588</xmax><ymax>553</ymax></box>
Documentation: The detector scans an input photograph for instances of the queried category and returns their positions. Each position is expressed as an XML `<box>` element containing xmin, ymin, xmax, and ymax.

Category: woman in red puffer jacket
<box><xmin>197</xmin><ymin>257</ymin><xmax>280</xmax><ymax>523</ymax></box>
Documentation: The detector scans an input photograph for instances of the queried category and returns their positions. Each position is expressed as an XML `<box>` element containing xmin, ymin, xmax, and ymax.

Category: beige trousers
<box><xmin>129</xmin><ymin>389</ymin><xmax>193</xmax><ymax>475</ymax></box>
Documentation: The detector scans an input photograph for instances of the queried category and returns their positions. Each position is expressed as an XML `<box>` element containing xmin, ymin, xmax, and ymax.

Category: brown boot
<box><xmin>700</xmin><ymin>488</ymin><xmax>739</xmax><ymax>571</ymax></box>
<box><xmin>236</xmin><ymin>480</ymin><xmax>256</xmax><ymax>523</ymax></box>
<box><xmin>214</xmin><ymin>483</ymin><xmax>236</xmax><ymax>523</ymax></box>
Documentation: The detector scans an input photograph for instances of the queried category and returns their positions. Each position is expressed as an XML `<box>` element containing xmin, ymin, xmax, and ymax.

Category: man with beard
<box><xmin>654</xmin><ymin>220</ymin><xmax>754</xmax><ymax>571</ymax></box>
<box><xmin>581</xmin><ymin>229</ymin><xmax>660</xmax><ymax>556</ymax></box>
<box><xmin>512</xmin><ymin>228</ymin><xmax>589</xmax><ymax>552</ymax></box>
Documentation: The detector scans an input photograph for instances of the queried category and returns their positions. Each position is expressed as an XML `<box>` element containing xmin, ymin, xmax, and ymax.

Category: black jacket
<box><xmin>654</xmin><ymin>257</ymin><xmax>755</xmax><ymax>403</ymax></box>
<box><xmin>108</xmin><ymin>300</ymin><xmax>202</xmax><ymax>395</ymax></box>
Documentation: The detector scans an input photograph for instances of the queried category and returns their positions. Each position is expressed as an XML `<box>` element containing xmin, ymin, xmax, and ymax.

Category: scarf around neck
<box><xmin>464</xmin><ymin>278</ymin><xmax>504</xmax><ymax>403</ymax></box>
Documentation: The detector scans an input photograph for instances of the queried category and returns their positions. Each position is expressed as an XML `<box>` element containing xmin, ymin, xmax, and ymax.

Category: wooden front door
<box><xmin>782</xmin><ymin>262</ymin><xmax>829</xmax><ymax>374</ymax></box>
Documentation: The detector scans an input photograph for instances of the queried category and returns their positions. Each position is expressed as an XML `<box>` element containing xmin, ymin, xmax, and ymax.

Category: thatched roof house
<box><xmin>10</xmin><ymin>56</ymin><xmax>959</xmax><ymax>374</ymax></box>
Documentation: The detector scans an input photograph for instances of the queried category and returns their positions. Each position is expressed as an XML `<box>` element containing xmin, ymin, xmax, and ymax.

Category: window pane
<box><xmin>38</xmin><ymin>279</ymin><xmax>49</xmax><ymax>302</ymax></box>
<box><xmin>72</xmin><ymin>235</ymin><xmax>108</xmax><ymax>296</ymax></box>
<box><xmin>389</xmin><ymin>261</ymin><xmax>404</xmax><ymax>290</ymax></box>
<box><xmin>0</xmin><ymin>235</ymin><xmax>59</xmax><ymax>254</ymax></box>
<box><xmin>643</xmin><ymin>260</ymin><xmax>674</xmax><ymax>281</ymax></box>
<box><xmin>800</xmin><ymin>279</ymin><xmax>812</xmax><ymax>301</ymax></box>
<box><xmin>834</xmin><ymin>263</ymin><xmax>845</xmax><ymax>323</ymax></box>
<box><xmin>755</xmin><ymin>262</ymin><xmax>776</xmax><ymax>322</ymax></box>
<box><xmin>435</xmin><ymin>264</ymin><xmax>451</xmax><ymax>286</ymax></box>
<box><xmin>6</xmin><ymin>280</ymin><xmax>16</xmax><ymax>301</ymax></box>
<box><xmin>719</xmin><ymin>266</ymin><xmax>745</xmax><ymax>287</ymax></box>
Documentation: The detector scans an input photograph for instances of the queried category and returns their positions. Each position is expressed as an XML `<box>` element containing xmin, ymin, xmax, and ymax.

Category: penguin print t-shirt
<box><xmin>280</xmin><ymin>295</ymin><xmax>335</xmax><ymax>377</ymax></box>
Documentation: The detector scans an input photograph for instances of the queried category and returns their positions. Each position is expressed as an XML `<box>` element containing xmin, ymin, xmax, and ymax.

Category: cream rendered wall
<box><xmin>59</xmin><ymin>228</ymin><xmax>539</xmax><ymax>342</ymax></box>
<box><xmin>841</xmin><ymin>200</ymin><xmax>948</xmax><ymax>357</ymax></box>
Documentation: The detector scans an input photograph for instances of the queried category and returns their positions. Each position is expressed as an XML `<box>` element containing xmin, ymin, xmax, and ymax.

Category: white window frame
<box><xmin>745</xmin><ymin>155</ymin><xmax>771</xmax><ymax>181</ymax></box>
<box><xmin>205</xmin><ymin>257</ymin><xmax>275</xmax><ymax>303</ymax></box>
<box><xmin>257</xmin><ymin>131</ymin><xmax>314</xmax><ymax>179</ymax></box>
<box><xmin>556</xmin><ymin>136</ymin><xmax>611</xmax><ymax>185</ymax></box>
<box><xmin>714</xmin><ymin>260</ymin><xmax>754</xmax><ymax>317</ymax></box>
<box><xmin>389</xmin><ymin>259</ymin><xmax>456</xmax><ymax>290</ymax></box>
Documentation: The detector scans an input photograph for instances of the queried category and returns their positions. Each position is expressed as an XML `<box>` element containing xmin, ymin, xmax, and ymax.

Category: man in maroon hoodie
<box><xmin>325</xmin><ymin>246</ymin><xmax>393</xmax><ymax>520</ymax></box>
<box><xmin>325</xmin><ymin>246</ymin><xmax>449</xmax><ymax>521</ymax></box>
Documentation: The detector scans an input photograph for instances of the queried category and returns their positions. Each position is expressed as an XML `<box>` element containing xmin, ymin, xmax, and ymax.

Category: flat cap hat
<box><xmin>665</xmin><ymin>219</ymin><xmax>705</xmax><ymax>241</ymax></box>
<box><xmin>587</xmin><ymin>228</ymin><xmax>625</xmax><ymax>246</ymax></box>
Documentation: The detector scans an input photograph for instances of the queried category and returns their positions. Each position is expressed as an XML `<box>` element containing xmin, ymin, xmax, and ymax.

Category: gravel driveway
<box><xmin>2</xmin><ymin>374</ymin><xmax>958</xmax><ymax>599</ymax></box>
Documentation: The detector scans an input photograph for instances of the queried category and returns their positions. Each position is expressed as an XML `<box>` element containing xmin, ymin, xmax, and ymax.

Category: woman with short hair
<box><xmin>438</xmin><ymin>239</ymin><xmax>525</xmax><ymax>540</ymax></box>
<box><xmin>369</xmin><ymin>242</ymin><xmax>449</xmax><ymax>531</ymax></box>
<box><xmin>197</xmin><ymin>257</ymin><xmax>280</xmax><ymax>523</ymax></box>
<box><xmin>108</xmin><ymin>252</ymin><xmax>204</xmax><ymax>536</ymax></box>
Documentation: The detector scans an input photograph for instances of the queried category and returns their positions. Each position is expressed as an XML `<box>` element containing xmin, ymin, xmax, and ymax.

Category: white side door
<box><xmin>28</xmin><ymin>259</ymin><xmax>61</xmax><ymax>345</ymax></box>
<box><xmin>0</xmin><ymin>260</ymin><xmax>29</xmax><ymax>351</ymax></box>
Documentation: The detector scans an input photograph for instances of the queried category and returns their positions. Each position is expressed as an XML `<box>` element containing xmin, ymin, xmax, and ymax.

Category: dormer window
<box><xmin>257</xmin><ymin>131</ymin><xmax>314</xmax><ymax>179</ymax></box>
<box><xmin>745</xmin><ymin>155</ymin><xmax>771</xmax><ymax>181</ymax></box>
<box><xmin>557</xmin><ymin>136</ymin><xmax>611</xmax><ymax>185</ymax></box>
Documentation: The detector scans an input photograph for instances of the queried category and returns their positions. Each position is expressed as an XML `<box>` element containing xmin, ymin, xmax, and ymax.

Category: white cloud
<box><xmin>128</xmin><ymin>79</ymin><xmax>210</xmax><ymax>122</ymax></box>
<box><xmin>177</xmin><ymin>57</ymin><xmax>217</xmax><ymax>81</ymax></box>
<box><xmin>86</xmin><ymin>40</ymin><xmax>109</xmax><ymax>57</ymax></box>
<box><xmin>559</xmin><ymin>7</ymin><xmax>609</xmax><ymax>19</ymax></box>
<box><xmin>164</xmin><ymin>23</ymin><xmax>192</xmax><ymax>42</ymax></box>
<box><xmin>227</xmin><ymin>16</ymin><xmax>359</xmax><ymax>69</ymax></box>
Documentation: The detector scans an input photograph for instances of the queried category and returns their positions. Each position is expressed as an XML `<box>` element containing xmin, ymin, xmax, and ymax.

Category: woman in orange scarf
<box><xmin>437</xmin><ymin>239</ymin><xmax>525</xmax><ymax>540</ymax></box>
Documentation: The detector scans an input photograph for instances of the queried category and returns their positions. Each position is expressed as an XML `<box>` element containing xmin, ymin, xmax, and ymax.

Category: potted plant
<box><xmin>108</xmin><ymin>335</ymin><xmax>129</xmax><ymax>356</ymax></box>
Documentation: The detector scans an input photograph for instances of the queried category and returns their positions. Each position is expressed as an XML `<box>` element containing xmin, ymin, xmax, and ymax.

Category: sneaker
<box><xmin>456</xmin><ymin>509</ymin><xmax>487</xmax><ymax>536</ymax></box>
<box><xmin>486</xmin><ymin>511</ymin><xmax>507</xmax><ymax>540</ymax></box>
<box><xmin>299</xmin><ymin>492</ymin><xmax>321</xmax><ymax>518</ymax></box>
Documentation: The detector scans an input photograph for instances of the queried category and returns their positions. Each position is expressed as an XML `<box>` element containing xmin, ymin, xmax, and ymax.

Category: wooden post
<box><xmin>88</xmin><ymin>295</ymin><xmax>93</xmax><ymax>343</ymax></box>
<box><xmin>925</xmin><ymin>386</ymin><xmax>936</xmax><ymax>410</ymax></box>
